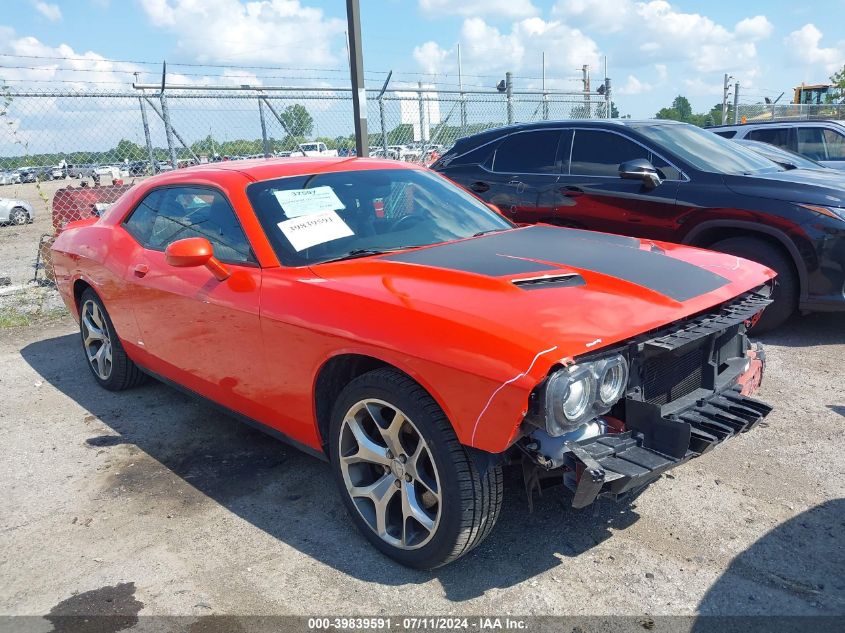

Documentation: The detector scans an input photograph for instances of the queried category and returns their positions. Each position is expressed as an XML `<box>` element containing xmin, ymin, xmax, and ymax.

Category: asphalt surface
<box><xmin>0</xmin><ymin>313</ymin><xmax>843</xmax><ymax>620</ymax></box>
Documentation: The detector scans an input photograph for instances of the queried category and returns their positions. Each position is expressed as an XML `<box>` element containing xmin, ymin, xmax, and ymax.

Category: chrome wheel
<box><xmin>338</xmin><ymin>399</ymin><xmax>442</xmax><ymax>550</ymax></box>
<box><xmin>81</xmin><ymin>299</ymin><xmax>113</xmax><ymax>380</ymax></box>
<box><xmin>9</xmin><ymin>208</ymin><xmax>28</xmax><ymax>225</ymax></box>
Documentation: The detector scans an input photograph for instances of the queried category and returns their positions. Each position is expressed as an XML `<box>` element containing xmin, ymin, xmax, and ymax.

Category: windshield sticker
<box><xmin>277</xmin><ymin>210</ymin><xmax>354</xmax><ymax>252</ymax></box>
<box><xmin>273</xmin><ymin>186</ymin><xmax>345</xmax><ymax>218</ymax></box>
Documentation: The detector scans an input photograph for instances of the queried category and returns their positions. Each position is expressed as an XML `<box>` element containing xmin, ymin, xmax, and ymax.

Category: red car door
<box><xmin>120</xmin><ymin>185</ymin><xmax>267</xmax><ymax>419</ymax></box>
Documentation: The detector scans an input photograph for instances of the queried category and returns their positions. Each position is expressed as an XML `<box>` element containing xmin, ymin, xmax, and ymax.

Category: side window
<box><xmin>746</xmin><ymin>127</ymin><xmax>791</xmax><ymax>150</ymax></box>
<box><xmin>795</xmin><ymin>127</ymin><xmax>827</xmax><ymax>160</ymax></box>
<box><xmin>713</xmin><ymin>130</ymin><xmax>737</xmax><ymax>138</ymax></box>
<box><xmin>571</xmin><ymin>130</ymin><xmax>676</xmax><ymax>178</ymax></box>
<box><xmin>123</xmin><ymin>187</ymin><xmax>254</xmax><ymax>264</ymax></box>
<box><xmin>493</xmin><ymin>131</ymin><xmax>562</xmax><ymax>174</ymax></box>
<box><xmin>822</xmin><ymin>129</ymin><xmax>845</xmax><ymax>160</ymax></box>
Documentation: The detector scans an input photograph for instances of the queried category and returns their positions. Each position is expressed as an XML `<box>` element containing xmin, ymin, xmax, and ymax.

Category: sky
<box><xmin>1</xmin><ymin>0</ymin><xmax>844</xmax><ymax>118</ymax></box>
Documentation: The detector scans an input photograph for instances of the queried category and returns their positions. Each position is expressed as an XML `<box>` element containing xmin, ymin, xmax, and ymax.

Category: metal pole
<box><xmin>143</xmin><ymin>97</ymin><xmax>198</xmax><ymax>161</ymax></box>
<box><xmin>377</xmin><ymin>71</ymin><xmax>392</xmax><ymax>156</ymax></box>
<box><xmin>733</xmin><ymin>82</ymin><xmax>740</xmax><ymax>124</ymax></box>
<box><xmin>458</xmin><ymin>43</ymin><xmax>467</xmax><ymax>135</ymax></box>
<box><xmin>418</xmin><ymin>81</ymin><xmax>426</xmax><ymax>143</ymax></box>
<box><xmin>159</xmin><ymin>93</ymin><xmax>179</xmax><ymax>168</ymax></box>
<box><xmin>506</xmin><ymin>71</ymin><xmax>513</xmax><ymax>124</ymax></box>
<box><xmin>604</xmin><ymin>56</ymin><xmax>610</xmax><ymax>119</ymax></box>
<box><xmin>346</xmin><ymin>0</ymin><xmax>368</xmax><ymax>156</ymax></box>
<box><xmin>138</xmin><ymin>96</ymin><xmax>156</xmax><ymax>174</ymax></box>
<box><xmin>542</xmin><ymin>52</ymin><xmax>549</xmax><ymax>121</ymax></box>
<box><xmin>258</xmin><ymin>98</ymin><xmax>271</xmax><ymax>157</ymax></box>
<box><xmin>582</xmin><ymin>64</ymin><xmax>591</xmax><ymax>118</ymax></box>
<box><xmin>722</xmin><ymin>73</ymin><xmax>730</xmax><ymax>125</ymax></box>
<box><xmin>605</xmin><ymin>77</ymin><xmax>612</xmax><ymax>119</ymax></box>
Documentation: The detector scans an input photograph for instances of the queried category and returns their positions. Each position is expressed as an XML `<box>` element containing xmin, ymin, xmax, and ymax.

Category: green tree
<box><xmin>671</xmin><ymin>96</ymin><xmax>693</xmax><ymax>121</ymax></box>
<box><xmin>113</xmin><ymin>138</ymin><xmax>144</xmax><ymax>160</ymax></box>
<box><xmin>829</xmin><ymin>64</ymin><xmax>845</xmax><ymax>102</ymax></box>
<box><xmin>280</xmin><ymin>104</ymin><xmax>314</xmax><ymax>138</ymax></box>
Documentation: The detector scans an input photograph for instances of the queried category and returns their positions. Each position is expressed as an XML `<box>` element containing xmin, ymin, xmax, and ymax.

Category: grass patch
<box><xmin>0</xmin><ymin>310</ymin><xmax>31</xmax><ymax>328</ymax></box>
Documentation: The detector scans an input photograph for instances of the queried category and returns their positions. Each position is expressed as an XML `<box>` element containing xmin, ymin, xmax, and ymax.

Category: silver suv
<box><xmin>709</xmin><ymin>120</ymin><xmax>845</xmax><ymax>170</ymax></box>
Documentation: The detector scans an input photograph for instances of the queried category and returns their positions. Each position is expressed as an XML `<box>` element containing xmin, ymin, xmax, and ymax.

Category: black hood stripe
<box><xmin>384</xmin><ymin>226</ymin><xmax>729</xmax><ymax>302</ymax></box>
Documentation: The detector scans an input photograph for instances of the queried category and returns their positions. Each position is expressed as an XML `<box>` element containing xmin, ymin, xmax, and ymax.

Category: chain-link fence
<box><xmin>734</xmin><ymin>102</ymin><xmax>845</xmax><ymax>123</ymax></box>
<box><xmin>0</xmin><ymin>85</ymin><xmax>610</xmax><ymax>319</ymax></box>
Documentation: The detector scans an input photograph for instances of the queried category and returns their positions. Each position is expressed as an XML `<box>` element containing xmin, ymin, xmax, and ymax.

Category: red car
<box><xmin>52</xmin><ymin>157</ymin><xmax>774</xmax><ymax>569</ymax></box>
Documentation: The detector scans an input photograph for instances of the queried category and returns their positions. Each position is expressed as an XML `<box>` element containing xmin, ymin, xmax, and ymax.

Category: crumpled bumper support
<box><xmin>567</xmin><ymin>387</ymin><xmax>772</xmax><ymax>509</ymax></box>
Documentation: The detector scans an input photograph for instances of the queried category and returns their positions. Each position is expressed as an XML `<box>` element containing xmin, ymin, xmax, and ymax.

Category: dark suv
<box><xmin>433</xmin><ymin>120</ymin><xmax>845</xmax><ymax>330</ymax></box>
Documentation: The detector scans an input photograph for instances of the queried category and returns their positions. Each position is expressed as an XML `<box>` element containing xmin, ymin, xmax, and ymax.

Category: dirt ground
<box><xmin>0</xmin><ymin>310</ymin><xmax>843</xmax><ymax>622</ymax></box>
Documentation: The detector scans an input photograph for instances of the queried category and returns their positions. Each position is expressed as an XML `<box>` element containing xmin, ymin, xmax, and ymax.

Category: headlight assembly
<box><xmin>541</xmin><ymin>354</ymin><xmax>629</xmax><ymax>437</ymax></box>
<box><xmin>798</xmin><ymin>203</ymin><xmax>845</xmax><ymax>222</ymax></box>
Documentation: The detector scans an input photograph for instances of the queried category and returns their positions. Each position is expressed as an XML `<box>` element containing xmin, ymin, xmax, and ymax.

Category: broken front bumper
<box><xmin>566</xmin><ymin>386</ymin><xmax>772</xmax><ymax>508</ymax></box>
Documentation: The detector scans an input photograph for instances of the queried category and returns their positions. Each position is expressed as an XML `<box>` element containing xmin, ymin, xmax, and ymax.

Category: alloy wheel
<box><xmin>338</xmin><ymin>399</ymin><xmax>442</xmax><ymax>550</ymax></box>
<box><xmin>9</xmin><ymin>208</ymin><xmax>28</xmax><ymax>225</ymax></box>
<box><xmin>81</xmin><ymin>300</ymin><xmax>113</xmax><ymax>380</ymax></box>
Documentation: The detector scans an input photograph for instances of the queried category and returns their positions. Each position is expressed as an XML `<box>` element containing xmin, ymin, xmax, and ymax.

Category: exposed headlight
<box><xmin>596</xmin><ymin>356</ymin><xmax>629</xmax><ymax>405</ymax></box>
<box><xmin>542</xmin><ymin>354</ymin><xmax>628</xmax><ymax>437</ymax></box>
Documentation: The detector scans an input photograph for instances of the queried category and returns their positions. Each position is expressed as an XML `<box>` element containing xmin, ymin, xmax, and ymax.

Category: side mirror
<box><xmin>165</xmin><ymin>237</ymin><xmax>230</xmax><ymax>281</ymax></box>
<box><xmin>619</xmin><ymin>158</ymin><xmax>662</xmax><ymax>189</ymax></box>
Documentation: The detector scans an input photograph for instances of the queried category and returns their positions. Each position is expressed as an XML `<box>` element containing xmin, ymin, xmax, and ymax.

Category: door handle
<box><xmin>133</xmin><ymin>263</ymin><xmax>149</xmax><ymax>278</ymax></box>
<box><xmin>561</xmin><ymin>186</ymin><xmax>584</xmax><ymax>197</ymax></box>
<box><xmin>469</xmin><ymin>181</ymin><xmax>490</xmax><ymax>193</ymax></box>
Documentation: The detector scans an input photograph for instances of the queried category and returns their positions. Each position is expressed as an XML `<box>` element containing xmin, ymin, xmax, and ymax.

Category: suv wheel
<box><xmin>710</xmin><ymin>237</ymin><xmax>797</xmax><ymax>332</ymax></box>
<box><xmin>329</xmin><ymin>368</ymin><xmax>503</xmax><ymax>569</ymax></box>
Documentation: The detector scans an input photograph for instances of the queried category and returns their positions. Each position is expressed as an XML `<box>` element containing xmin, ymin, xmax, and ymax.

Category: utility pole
<box><xmin>346</xmin><ymin>0</ymin><xmax>368</xmax><ymax>156</ymax></box>
<box><xmin>505</xmin><ymin>71</ymin><xmax>514</xmax><ymax>124</ymax></box>
<box><xmin>722</xmin><ymin>73</ymin><xmax>734</xmax><ymax>125</ymax></box>
<box><xmin>733</xmin><ymin>82</ymin><xmax>740</xmax><ymax>124</ymax></box>
<box><xmin>458</xmin><ymin>43</ymin><xmax>467</xmax><ymax>135</ymax></box>
<box><xmin>582</xmin><ymin>64</ymin><xmax>591</xmax><ymax>118</ymax></box>
<box><xmin>542</xmin><ymin>52</ymin><xmax>549</xmax><ymax>121</ymax></box>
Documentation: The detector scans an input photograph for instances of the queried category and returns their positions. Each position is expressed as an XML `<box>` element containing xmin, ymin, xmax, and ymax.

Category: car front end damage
<box><xmin>518</xmin><ymin>289</ymin><xmax>773</xmax><ymax>509</ymax></box>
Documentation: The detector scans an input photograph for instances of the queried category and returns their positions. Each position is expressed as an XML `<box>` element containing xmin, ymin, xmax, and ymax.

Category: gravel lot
<box><xmin>0</xmin><ymin>309</ymin><xmax>843</xmax><ymax>621</ymax></box>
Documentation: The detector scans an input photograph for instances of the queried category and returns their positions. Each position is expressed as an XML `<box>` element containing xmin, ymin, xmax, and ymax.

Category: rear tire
<box><xmin>329</xmin><ymin>368</ymin><xmax>503</xmax><ymax>569</ymax></box>
<box><xmin>9</xmin><ymin>207</ymin><xmax>29</xmax><ymax>226</ymax></box>
<box><xmin>709</xmin><ymin>237</ymin><xmax>797</xmax><ymax>333</ymax></box>
<box><xmin>78</xmin><ymin>289</ymin><xmax>146</xmax><ymax>391</ymax></box>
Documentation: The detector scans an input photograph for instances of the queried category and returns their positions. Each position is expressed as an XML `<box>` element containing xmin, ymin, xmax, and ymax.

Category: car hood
<box><xmin>724</xmin><ymin>169</ymin><xmax>845</xmax><ymax>207</ymax></box>
<box><xmin>311</xmin><ymin>226</ymin><xmax>774</xmax><ymax>360</ymax></box>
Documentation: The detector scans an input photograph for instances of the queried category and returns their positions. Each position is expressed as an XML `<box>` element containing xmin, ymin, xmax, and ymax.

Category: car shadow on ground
<box><xmin>21</xmin><ymin>333</ymin><xmax>641</xmax><ymax>602</ymax></box>
<box><xmin>694</xmin><ymin>498</ymin><xmax>845</xmax><ymax>621</ymax></box>
<box><xmin>757</xmin><ymin>312</ymin><xmax>844</xmax><ymax>348</ymax></box>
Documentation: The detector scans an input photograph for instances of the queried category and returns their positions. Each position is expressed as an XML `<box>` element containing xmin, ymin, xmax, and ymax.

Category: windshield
<box><xmin>247</xmin><ymin>167</ymin><xmax>512</xmax><ymax>266</ymax></box>
<box><xmin>736</xmin><ymin>139</ymin><xmax>823</xmax><ymax>169</ymax></box>
<box><xmin>636</xmin><ymin>123</ymin><xmax>784</xmax><ymax>175</ymax></box>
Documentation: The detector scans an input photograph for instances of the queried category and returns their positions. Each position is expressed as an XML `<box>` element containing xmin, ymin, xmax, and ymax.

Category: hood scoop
<box><xmin>511</xmin><ymin>273</ymin><xmax>586</xmax><ymax>290</ymax></box>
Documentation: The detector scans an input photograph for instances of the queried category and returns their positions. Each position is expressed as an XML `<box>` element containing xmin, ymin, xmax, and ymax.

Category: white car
<box><xmin>0</xmin><ymin>171</ymin><xmax>21</xmax><ymax>186</ymax></box>
<box><xmin>294</xmin><ymin>142</ymin><xmax>338</xmax><ymax>157</ymax></box>
<box><xmin>0</xmin><ymin>198</ymin><xmax>34</xmax><ymax>225</ymax></box>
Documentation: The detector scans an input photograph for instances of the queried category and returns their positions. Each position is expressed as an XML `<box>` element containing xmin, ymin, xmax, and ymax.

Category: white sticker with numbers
<box><xmin>273</xmin><ymin>186</ymin><xmax>345</xmax><ymax>218</ymax></box>
<box><xmin>277</xmin><ymin>211</ymin><xmax>354</xmax><ymax>252</ymax></box>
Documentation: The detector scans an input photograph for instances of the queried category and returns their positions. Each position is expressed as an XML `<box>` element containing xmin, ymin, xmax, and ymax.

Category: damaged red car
<box><xmin>51</xmin><ymin>158</ymin><xmax>774</xmax><ymax>569</ymax></box>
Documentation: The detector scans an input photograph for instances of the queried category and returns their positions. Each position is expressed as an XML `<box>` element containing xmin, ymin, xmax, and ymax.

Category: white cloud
<box><xmin>411</xmin><ymin>16</ymin><xmax>600</xmax><ymax>86</ymax></box>
<box><xmin>654</xmin><ymin>64</ymin><xmax>668</xmax><ymax>81</ymax></box>
<box><xmin>138</xmin><ymin>0</ymin><xmax>346</xmax><ymax>66</ymax></box>
<box><xmin>784</xmin><ymin>24</ymin><xmax>845</xmax><ymax>74</ymax></box>
<box><xmin>735</xmin><ymin>15</ymin><xmax>774</xmax><ymax>41</ymax></box>
<box><xmin>617</xmin><ymin>75</ymin><xmax>652</xmax><ymax>95</ymax></box>
<box><xmin>419</xmin><ymin>0</ymin><xmax>539</xmax><ymax>19</ymax></box>
<box><xmin>32</xmin><ymin>1</ymin><xmax>62</xmax><ymax>21</ymax></box>
<box><xmin>552</xmin><ymin>0</ymin><xmax>630</xmax><ymax>33</ymax></box>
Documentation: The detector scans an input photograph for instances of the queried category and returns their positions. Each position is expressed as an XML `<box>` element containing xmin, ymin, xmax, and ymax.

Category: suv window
<box><xmin>746</xmin><ymin>127</ymin><xmax>793</xmax><ymax>151</ymax></box>
<box><xmin>822</xmin><ymin>128</ymin><xmax>845</xmax><ymax>160</ymax></box>
<box><xmin>493</xmin><ymin>130</ymin><xmax>562</xmax><ymax>174</ymax></box>
<box><xmin>713</xmin><ymin>130</ymin><xmax>737</xmax><ymax>138</ymax></box>
<box><xmin>123</xmin><ymin>186</ymin><xmax>254</xmax><ymax>264</ymax></box>
<box><xmin>570</xmin><ymin>130</ymin><xmax>681</xmax><ymax>179</ymax></box>
<box><xmin>796</xmin><ymin>127</ymin><xmax>828</xmax><ymax>161</ymax></box>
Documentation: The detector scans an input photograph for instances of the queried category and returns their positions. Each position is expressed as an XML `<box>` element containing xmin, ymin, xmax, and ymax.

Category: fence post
<box><xmin>418</xmin><ymin>81</ymin><xmax>426</xmax><ymax>143</ymax></box>
<box><xmin>258</xmin><ymin>98</ymin><xmax>271</xmax><ymax>157</ymax></box>
<box><xmin>377</xmin><ymin>71</ymin><xmax>392</xmax><ymax>156</ymax></box>
<box><xmin>506</xmin><ymin>71</ymin><xmax>513</xmax><ymax>124</ymax></box>
<box><xmin>733</xmin><ymin>82</ymin><xmax>740</xmax><ymax>124</ymax></box>
<box><xmin>605</xmin><ymin>78</ymin><xmax>612</xmax><ymax>119</ymax></box>
<box><xmin>542</xmin><ymin>52</ymin><xmax>549</xmax><ymax>121</ymax></box>
<box><xmin>160</xmin><ymin>92</ymin><xmax>178</xmax><ymax>169</ymax></box>
<box><xmin>458</xmin><ymin>44</ymin><xmax>467</xmax><ymax>135</ymax></box>
<box><xmin>138</xmin><ymin>96</ymin><xmax>156</xmax><ymax>174</ymax></box>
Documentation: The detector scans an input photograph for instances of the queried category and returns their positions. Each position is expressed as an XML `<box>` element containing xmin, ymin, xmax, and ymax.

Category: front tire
<box><xmin>79</xmin><ymin>289</ymin><xmax>146</xmax><ymax>391</ymax></box>
<box><xmin>329</xmin><ymin>368</ymin><xmax>503</xmax><ymax>569</ymax></box>
<box><xmin>710</xmin><ymin>237</ymin><xmax>797</xmax><ymax>333</ymax></box>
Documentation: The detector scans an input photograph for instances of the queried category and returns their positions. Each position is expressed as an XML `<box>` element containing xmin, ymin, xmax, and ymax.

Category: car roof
<box><xmin>145</xmin><ymin>156</ymin><xmax>419</xmax><ymax>184</ymax></box>
<box><xmin>710</xmin><ymin>119</ymin><xmax>845</xmax><ymax>130</ymax></box>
